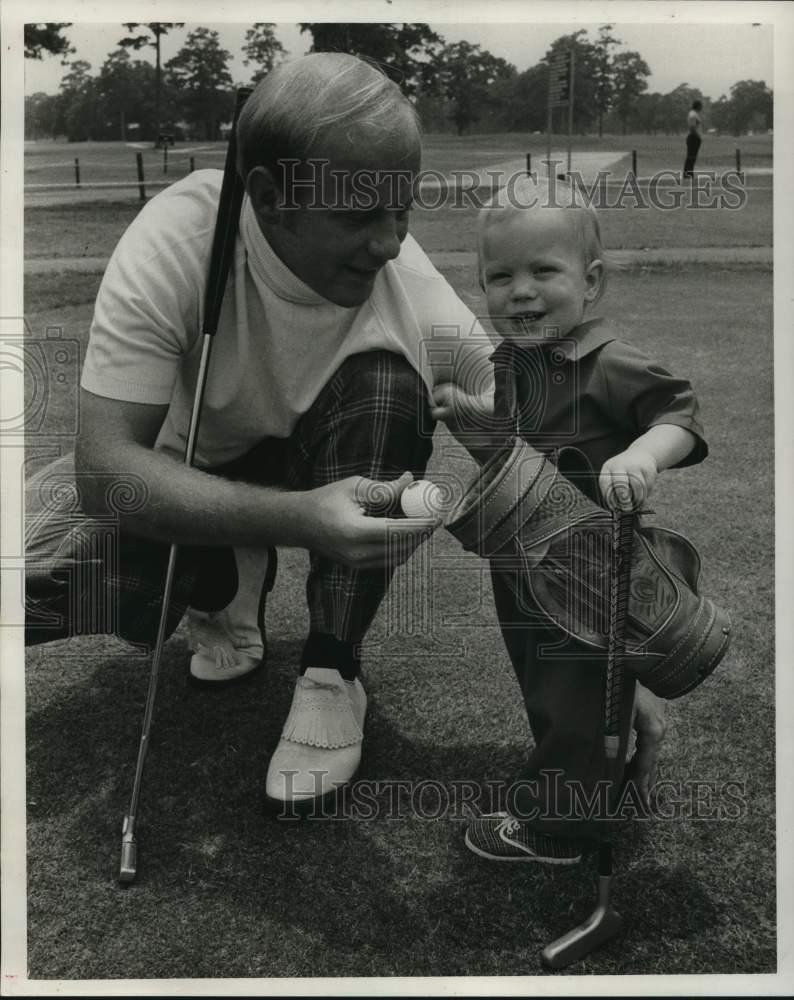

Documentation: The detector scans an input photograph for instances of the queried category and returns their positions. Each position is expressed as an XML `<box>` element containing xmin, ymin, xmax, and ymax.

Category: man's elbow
<box><xmin>74</xmin><ymin>435</ymin><xmax>114</xmax><ymax>516</ymax></box>
<box><xmin>74</xmin><ymin>434</ymin><xmax>148</xmax><ymax>519</ymax></box>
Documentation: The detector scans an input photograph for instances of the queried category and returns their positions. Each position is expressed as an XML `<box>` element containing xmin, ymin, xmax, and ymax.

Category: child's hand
<box><xmin>431</xmin><ymin>382</ymin><xmax>493</xmax><ymax>428</ymax></box>
<box><xmin>599</xmin><ymin>446</ymin><xmax>658</xmax><ymax>511</ymax></box>
<box><xmin>431</xmin><ymin>383</ymin><xmax>498</xmax><ymax>464</ymax></box>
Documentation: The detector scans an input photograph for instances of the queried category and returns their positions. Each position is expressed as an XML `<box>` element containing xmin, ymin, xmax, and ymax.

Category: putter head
<box><xmin>541</xmin><ymin>902</ymin><xmax>622</xmax><ymax>970</ymax></box>
<box><xmin>118</xmin><ymin>814</ymin><xmax>137</xmax><ymax>884</ymax></box>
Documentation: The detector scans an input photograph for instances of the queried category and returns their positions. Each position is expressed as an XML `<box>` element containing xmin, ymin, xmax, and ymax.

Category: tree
<box><xmin>300</xmin><ymin>22</ymin><xmax>444</xmax><ymax>96</ymax></box>
<box><xmin>433</xmin><ymin>41</ymin><xmax>515</xmax><ymax>135</ymax></box>
<box><xmin>505</xmin><ymin>62</ymin><xmax>549</xmax><ymax>132</ymax></box>
<box><xmin>611</xmin><ymin>51</ymin><xmax>651</xmax><ymax>133</ymax></box>
<box><xmin>724</xmin><ymin>79</ymin><xmax>773</xmax><ymax>134</ymax></box>
<box><xmin>413</xmin><ymin>93</ymin><xmax>452</xmax><ymax>132</ymax></box>
<box><xmin>624</xmin><ymin>91</ymin><xmax>663</xmax><ymax>133</ymax></box>
<box><xmin>165</xmin><ymin>27</ymin><xmax>234</xmax><ymax>141</ymax></box>
<box><xmin>25</xmin><ymin>92</ymin><xmax>60</xmax><ymax>139</ymax></box>
<box><xmin>592</xmin><ymin>24</ymin><xmax>621</xmax><ymax>137</ymax></box>
<box><xmin>657</xmin><ymin>83</ymin><xmax>705</xmax><ymax>134</ymax></box>
<box><xmin>57</xmin><ymin>60</ymin><xmax>97</xmax><ymax>141</ymax></box>
<box><xmin>241</xmin><ymin>23</ymin><xmax>286</xmax><ymax>83</ymax></box>
<box><xmin>118</xmin><ymin>23</ymin><xmax>184</xmax><ymax>144</ymax></box>
<box><xmin>708</xmin><ymin>95</ymin><xmax>732</xmax><ymax>134</ymax></box>
<box><xmin>24</xmin><ymin>23</ymin><xmax>73</xmax><ymax>60</ymax></box>
<box><xmin>94</xmin><ymin>48</ymin><xmax>159</xmax><ymax>141</ymax></box>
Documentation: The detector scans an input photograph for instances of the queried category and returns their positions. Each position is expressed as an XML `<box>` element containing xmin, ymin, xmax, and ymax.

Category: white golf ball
<box><xmin>400</xmin><ymin>479</ymin><xmax>444</xmax><ymax>518</ymax></box>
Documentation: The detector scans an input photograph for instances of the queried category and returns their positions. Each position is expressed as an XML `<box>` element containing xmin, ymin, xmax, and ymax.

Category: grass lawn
<box><xmin>24</xmin><ymin>178</ymin><xmax>772</xmax><ymax>261</ymax></box>
<box><xmin>23</xmin><ymin>259</ymin><xmax>774</xmax><ymax>978</ymax></box>
<box><xmin>24</xmin><ymin>127</ymin><xmax>772</xmax><ymax>261</ymax></box>
<box><xmin>25</xmin><ymin>132</ymin><xmax>772</xmax><ymax>188</ymax></box>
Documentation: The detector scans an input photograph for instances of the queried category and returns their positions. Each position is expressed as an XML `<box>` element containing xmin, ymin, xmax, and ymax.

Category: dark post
<box><xmin>136</xmin><ymin>152</ymin><xmax>146</xmax><ymax>201</ymax></box>
<box><xmin>526</xmin><ymin>153</ymin><xmax>531</xmax><ymax>176</ymax></box>
<box><xmin>163</xmin><ymin>145</ymin><xmax>168</xmax><ymax>175</ymax></box>
<box><xmin>154</xmin><ymin>27</ymin><xmax>162</xmax><ymax>149</ymax></box>
<box><xmin>631</xmin><ymin>149</ymin><xmax>637</xmax><ymax>177</ymax></box>
<box><xmin>566</xmin><ymin>49</ymin><xmax>575</xmax><ymax>177</ymax></box>
<box><xmin>546</xmin><ymin>105</ymin><xmax>553</xmax><ymax>177</ymax></box>
<box><xmin>74</xmin><ymin>158</ymin><xmax>81</xmax><ymax>187</ymax></box>
<box><xmin>736</xmin><ymin>147</ymin><xmax>741</xmax><ymax>173</ymax></box>
<box><xmin>190</xmin><ymin>156</ymin><xmax>195</xmax><ymax>173</ymax></box>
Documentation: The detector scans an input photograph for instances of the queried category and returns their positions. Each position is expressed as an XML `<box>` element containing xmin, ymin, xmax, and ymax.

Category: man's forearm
<box><xmin>77</xmin><ymin>439</ymin><xmax>310</xmax><ymax>549</ymax></box>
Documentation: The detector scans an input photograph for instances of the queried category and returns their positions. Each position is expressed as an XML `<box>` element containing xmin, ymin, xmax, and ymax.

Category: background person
<box><xmin>683</xmin><ymin>99</ymin><xmax>704</xmax><ymax>178</ymax></box>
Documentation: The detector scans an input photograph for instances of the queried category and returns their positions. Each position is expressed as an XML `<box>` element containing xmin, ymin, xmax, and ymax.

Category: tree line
<box><xmin>24</xmin><ymin>22</ymin><xmax>773</xmax><ymax>143</ymax></box>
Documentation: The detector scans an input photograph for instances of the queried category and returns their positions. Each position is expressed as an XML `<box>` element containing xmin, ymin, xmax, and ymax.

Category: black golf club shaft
<box><xmin>540</xmin><ymin>509</ymin><xmax>635</xmax><ymax>967</ymax></box>
<box><xmin>119</xmin><ymin>88</ymin><xmax>252</xmax><ymax>884</ymax></box>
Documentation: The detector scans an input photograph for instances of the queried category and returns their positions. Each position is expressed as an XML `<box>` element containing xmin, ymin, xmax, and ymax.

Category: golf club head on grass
<box><xmin>540</xmin><ymin>874</ymin><xmax>622</xmax><ymax>969</ymax></box>
<box><xmin>118</xmin><ymin>814</ymin><xmax>137</xmax><ymax>884</ymax></box>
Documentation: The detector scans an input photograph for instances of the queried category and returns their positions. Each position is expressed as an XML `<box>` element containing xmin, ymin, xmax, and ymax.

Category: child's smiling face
<box><xmin>481</xmin><ymin>207</ymin><xmax>603</xmax><ymax>342</ymax></box>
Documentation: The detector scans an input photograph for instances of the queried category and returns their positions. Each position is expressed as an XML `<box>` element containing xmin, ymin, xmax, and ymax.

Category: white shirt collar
<box><xmin>241</xmin><ymin>196</ymin><xmax>331</xmax><ymax>307</ymax></box>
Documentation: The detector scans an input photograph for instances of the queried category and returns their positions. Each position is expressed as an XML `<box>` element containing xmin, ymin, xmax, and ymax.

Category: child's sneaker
<box><xmin>464</xmin><ymin>812</ymin><xmax>583</xmax><ymax>865</ymax></box>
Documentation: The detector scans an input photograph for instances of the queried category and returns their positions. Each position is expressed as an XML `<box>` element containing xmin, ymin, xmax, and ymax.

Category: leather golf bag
<box><xmin>445</xmin><ymin>438</ymin><xmax>731</xmax><ymax>700</ymax></box>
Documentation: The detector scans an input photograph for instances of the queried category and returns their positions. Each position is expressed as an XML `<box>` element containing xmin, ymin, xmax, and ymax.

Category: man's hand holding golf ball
<box><xmin>324</xmin><ymin>473</ymin><xmax>446</xmax><ymax>571</ymax></box>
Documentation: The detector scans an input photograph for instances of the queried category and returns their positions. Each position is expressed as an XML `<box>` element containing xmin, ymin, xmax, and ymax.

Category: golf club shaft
<box><xmin>540</xmin><ymin>514</ymin><xmax>634</xmax><ymax>966</ymax></box>
<box><xmin>121</xmin><ymin>333</ymin><xmax>214</xmax><ymax>825</ymax></box>
<box><xmin>119</xmin><ymin>89</ymin><xmax>251</xmax><ymax>883</ymax></box>
<box><xmin>604</xmin><ymin>509</ymin><xmax>635</xmax><ymax>755</ymax></box>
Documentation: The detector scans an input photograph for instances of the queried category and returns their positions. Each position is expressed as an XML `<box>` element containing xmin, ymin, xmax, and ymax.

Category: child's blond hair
<box><xmin>477</xmin><ymin>176</ymin><xmax>612</xmax><ymax>305</ymax></box>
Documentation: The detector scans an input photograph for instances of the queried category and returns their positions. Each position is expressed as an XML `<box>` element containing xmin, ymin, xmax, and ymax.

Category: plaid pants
<box><xmin>26</xmin><ymin>350</ymin><xmax>434</xmax><ymax>673</ymax></box>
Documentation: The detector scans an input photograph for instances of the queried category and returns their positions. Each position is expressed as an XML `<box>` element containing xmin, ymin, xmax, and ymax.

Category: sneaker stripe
<box><xmin>465</xmin><ymin>815</ymin><xmax>582</xmax><ymax>865</ymax></box>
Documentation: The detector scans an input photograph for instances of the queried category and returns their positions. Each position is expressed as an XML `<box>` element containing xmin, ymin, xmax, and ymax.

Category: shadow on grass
<box><xmin>25</xmin><ymin>632</ymin><xmax>758</xmax><ymax>980</ymax></box>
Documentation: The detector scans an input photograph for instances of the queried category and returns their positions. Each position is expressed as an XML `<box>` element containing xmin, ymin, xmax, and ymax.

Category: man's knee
<box><xmin>334</xmin><ymin>351</ymin><xmax>429</xmax><ymax>414</ymax></box>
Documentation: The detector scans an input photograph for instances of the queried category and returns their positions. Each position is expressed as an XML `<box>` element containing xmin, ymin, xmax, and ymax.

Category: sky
<box><xmin>23</xmin><ymin>20</ymin><xmax>774</xmax><ymax>100</ymax></box>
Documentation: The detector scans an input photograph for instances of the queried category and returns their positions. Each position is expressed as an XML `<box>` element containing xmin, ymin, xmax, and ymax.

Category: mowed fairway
<box><xmin>22</xmin><ymin>133</ymin><xmax>774</xmax><ymax>979</ymax></box>
<box><xmin>24</xmin><ymin>131</ymin><xmax>773</xmax><ymax>188</ymax></box>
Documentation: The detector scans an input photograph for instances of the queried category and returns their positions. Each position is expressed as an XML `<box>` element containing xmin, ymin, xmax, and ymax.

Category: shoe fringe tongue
<box><xmin>281</xmin><ymin>678</ymin><xmax>363</xmax><ymax>749</ymax></box>
<box><xmin>205</xmin><ymin>642</ymin><xmax>237</xmax><ymax>669</ymax></box>
<box><xmin>188</xmin><ymin>616</ymin><xmax>240</xmax><ymax>669</ymax></box>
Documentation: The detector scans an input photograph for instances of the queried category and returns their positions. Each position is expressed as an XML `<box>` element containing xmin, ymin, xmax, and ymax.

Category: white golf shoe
<box><xmin>187</xmin><ymin>546</ymin><xmax>276</xmax><ymax>687</ymax></box>
<box><xmin>265</xmin><ymin>667</ymin><xmax>367</xmax><ymax>810</ymax></box>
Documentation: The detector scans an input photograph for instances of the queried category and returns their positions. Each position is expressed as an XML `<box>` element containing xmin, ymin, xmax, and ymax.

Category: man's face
<box><xmin>256</xmin><ymin>119</ymin><xmax>421</xmax><ymax>308</ymax></box>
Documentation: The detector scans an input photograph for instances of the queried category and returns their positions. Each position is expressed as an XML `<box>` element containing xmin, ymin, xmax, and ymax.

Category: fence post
<box><xmin>736</xmin><ymin>147</ymin><xmax>741</xmax><ymax>173</ymax></box>
<box><xmin>526</xmin><ymin>152</ymin><xmax>531</xmax><ymax>176</ymax></box>
<box><xmin>631</xmin><ymin>149</ymin><xmax>637</xmax><ymax>177</ymax></box>
<box><xmin>74</xmin><ymin>157</ymin><xmax>81</xmax><ymax>188</ymax></box>
<box><xmin>163</xmin><ymin>145</ymin><xmax>168</xmax><ymax>175</ymax></box>
<box><xmin>136</xmin><ymin>152</ymin><xmax>146</xmax><ymax>201</ymax></box>
<box><xmin>190</xmin><ymin>156</ymin><xmax>195</xmax><ymax>173</ymax></box>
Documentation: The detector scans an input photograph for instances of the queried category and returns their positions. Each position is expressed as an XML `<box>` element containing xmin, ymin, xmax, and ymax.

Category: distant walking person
<box><xmin>683</xmin><ymin>99</ymin><xmax>703</xmax><ymax>178</ymax></box>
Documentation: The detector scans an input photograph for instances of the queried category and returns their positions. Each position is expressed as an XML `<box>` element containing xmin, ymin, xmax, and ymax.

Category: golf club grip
<box><xmin>201</xmin><ymin>87</ymin><xmax>252</xmax><ymax>339</ymax></box>
<box><xmin>604</xmin><ymin>510</ymin><xmax>635</xmax><ymax>745</ymax></box>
